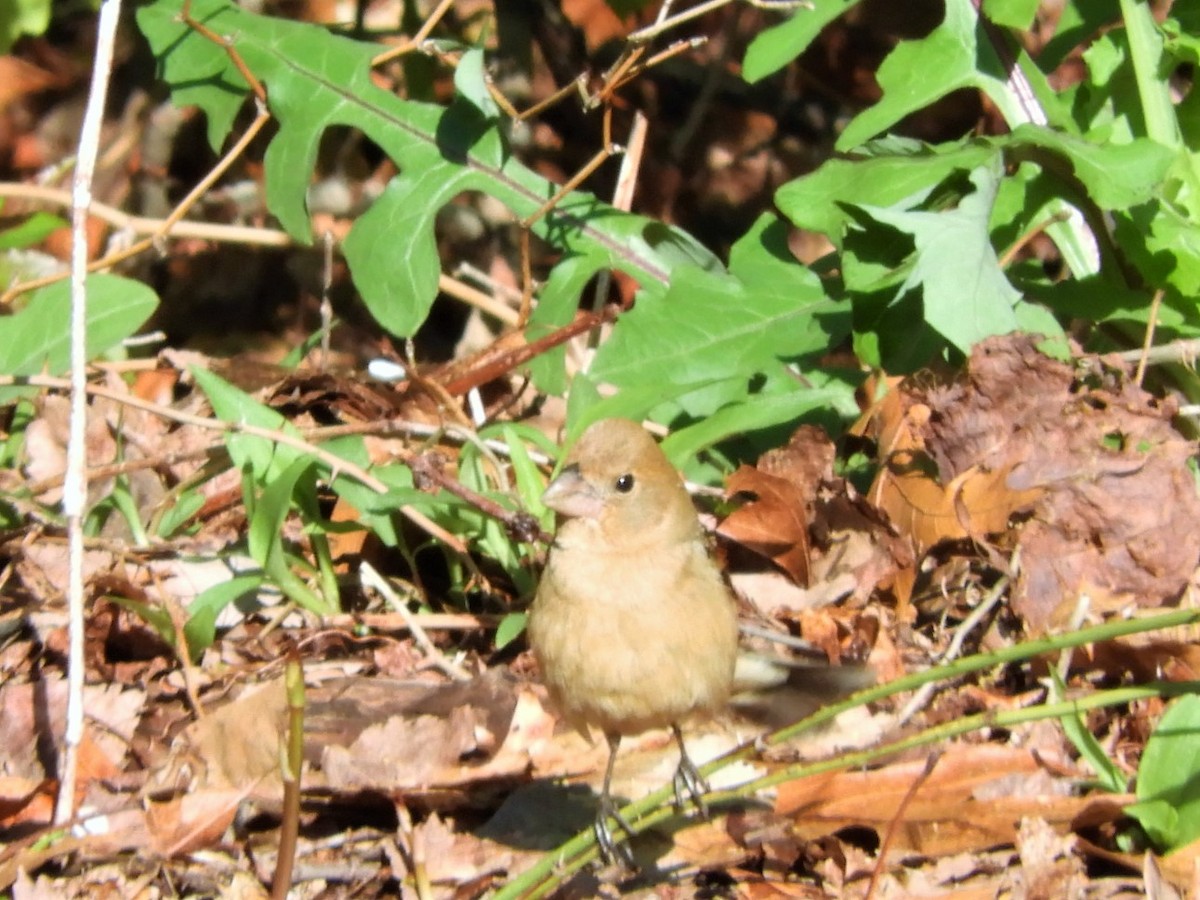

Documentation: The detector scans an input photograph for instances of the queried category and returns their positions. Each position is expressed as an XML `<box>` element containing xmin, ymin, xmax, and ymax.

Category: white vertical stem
<box><xmin>55</xmin><ymin>0</ymin><xmax>123</xmax><ymax>826</ymax></box>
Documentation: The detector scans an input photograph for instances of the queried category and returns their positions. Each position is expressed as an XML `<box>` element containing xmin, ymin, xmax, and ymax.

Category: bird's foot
<box><xmin>672</xmin><ymin>752</ymin><xmax>711</xmax><ymax>817</ymax></box>
<box><xmin>595</xmin><ymin>795</ymin><xmax>636</xmax><ymax>868</ymax></box>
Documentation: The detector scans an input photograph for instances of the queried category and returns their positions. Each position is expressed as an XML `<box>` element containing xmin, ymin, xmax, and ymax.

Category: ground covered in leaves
<box><xmin>2</xmin><ymin>1</ymin><xmax>1200</xmax><ymax>898</ymax></box>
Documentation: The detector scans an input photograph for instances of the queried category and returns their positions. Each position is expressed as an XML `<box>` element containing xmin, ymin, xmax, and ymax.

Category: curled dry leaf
<box><xmin>721</xmin><ymin>424</ymin><xmax>913</xmax><ymax>608</ymax></box>
<box><xmin>869</xmin><ymin>335</ymin><xmax>1200</xmax><ymax>632</ymax></box>
<box><xmin>719</xmin><ymin>464</ymin><xmax>812</xmax><ymax>587</ymax></box>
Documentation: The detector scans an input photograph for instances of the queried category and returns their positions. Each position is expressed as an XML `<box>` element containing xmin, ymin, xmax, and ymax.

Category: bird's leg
<box><xmin>670</xmin><ymin>724</ymin><xmax>711</xmax><ymax>817</ymax></box>
<box><xmin>595</xmin><ymin>733</ymin><xmax>636</xmax><ymax>867</ymax></box>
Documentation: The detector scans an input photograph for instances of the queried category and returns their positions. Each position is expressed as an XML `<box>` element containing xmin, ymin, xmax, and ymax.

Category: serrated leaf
<box><xmin>137</xmin><ymin>0</ymin><xmax>719</xmax><ymax>338</ymax></box>
<box><xmin>777</xmin><ymin>141</ymin><xmax>996</xmax><ymax>240</ymax></box>
<box><xmin>589</xmin><ymin>214</ymin><xmax>845</xmax><ymax>403</ymax></box>
<box><xmin>836</xmin><ymin>0</ymin><xmax>1016</xmax><ymax>150</ymax></box>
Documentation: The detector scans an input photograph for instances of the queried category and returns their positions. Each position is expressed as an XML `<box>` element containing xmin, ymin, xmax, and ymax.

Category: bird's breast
<box><xmin>528</xmin><ymin>540</ymin><xmax>739</xmax><ymax>738</ymax></box>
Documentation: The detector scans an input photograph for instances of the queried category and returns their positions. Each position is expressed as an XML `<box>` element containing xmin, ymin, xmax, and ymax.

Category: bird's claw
<box><xmin>672</xmin><ymin>753</ymin><xmax>711</xmax><ymax>817</ymax></box>
<box><xmin>595</xmin><ymin>795</ymin><xmax>637</xmax><ymax>868</ymax></box>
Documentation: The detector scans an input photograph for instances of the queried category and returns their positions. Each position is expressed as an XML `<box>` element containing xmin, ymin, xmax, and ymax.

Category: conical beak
<box><xmin>541</xmin><ymin>464</ymin><xmax>605</xmax><ymax>520</ymax></box>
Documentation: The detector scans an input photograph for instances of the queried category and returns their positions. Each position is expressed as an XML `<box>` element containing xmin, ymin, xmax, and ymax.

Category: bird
<box><xmin>527</xmin><ymin>417</ymin><xmax>741</xmax><ymax>865</ymax></box>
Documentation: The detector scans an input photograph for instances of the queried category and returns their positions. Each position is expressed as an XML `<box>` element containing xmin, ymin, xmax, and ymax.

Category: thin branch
<box><xmin>360</xmin><ymin>562</ymin><xmax>472</xmax><ymax>682</ymax></box>
<box><xmin>0</xmin><ymin>181</ymin><xmax>292</xmax><ymax>250</ymax></box>
<box><xmin>0</xmin><ymin>105</ymin><xmax>274</xmax><ymax>306</ymax></box>
<box><xmin>1134</xmin><ymin>288</ymin><xmax>1164</xmax><ymax>386</ymax></box>
<box><xmin>56</xmin><ymin>0</ymin><xmax>123</xmax><ymax>828</ymax></box>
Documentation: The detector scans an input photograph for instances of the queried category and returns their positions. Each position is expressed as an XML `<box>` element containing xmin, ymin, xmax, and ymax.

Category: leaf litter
<box><xmin>4</xmin><ymin>328</ymin><xmax>1197</xmax><ymax>896</ymax></box>
<box><xmin>2</xmin><ymin>3</ymin><xmax>1200</xmax><ymax>898</ymax></box>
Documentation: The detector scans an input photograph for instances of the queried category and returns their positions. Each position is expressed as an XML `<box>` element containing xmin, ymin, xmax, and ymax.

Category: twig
<box><xmin>584</xmin><ymin>110</ymin><xmax>649</xmax><ymax>357</ymax></box>
<box><xmin>181</xmin><ymin>0</ymin><xmax>267</xmax><ymax>103</ymax></box>
<box><xmin>0</xmin><ymin>104</ymin><xmax>274</xmax><ymax>306</ymax></box>
<box><xmin>25</xmin><ymin>416</ymin><xmax>557</xmax><ymax>497</ymax></box>
<box><xmin>0</xmin><ymin>182</ymin><xmax>289</xmax><ymax>248</ymax></box>
<box><xmin>55</xmin><ymin>0</ymin><xmax>123</xmax><ymax>829</ymax></box>
<box><xmin>403</xmin><ymin>450</ymin><xmax>550</xmax><ymax>545</ymax></box>
<box><xmin>627</xmin><ymin>0</ymin><xmax>733</xmax><ymax>43</ymax></box>
<box><xmin>0</xmin><ymin>183</ymin><xmax>517</xmax><ymax>324</ymax></box>
<box><xmin>1111</xmin><ymin>337</ymin><xmax>1200</xmax><ymax>368</ymax></box>
<box><xmin>865</xmin><ymin>752</ymin><xmax>942</xmax><ymax>900</ymax></box>
<box><xmin>1134</xmin><ymin>288</ymin><xmax>1164</xmax><ymax>386</ymax></box>
<box><xmin>371</xmin><ymin>0</ymin><xmax>456</xmax><ymax>67</ymax></box>
<box><xmin>322</xmin><ymin>611</ymin><xmax>497</xmax><ymax>632</ymax></box>
<box><xmin>896</xmin><ymin>575</ymin><xmax>1009</xmax><ymax>727</ymax></box>
<box><xmin>359</xmin><ymin>562</ymin><xmax>471</xmax><ymax>682</ymax></box>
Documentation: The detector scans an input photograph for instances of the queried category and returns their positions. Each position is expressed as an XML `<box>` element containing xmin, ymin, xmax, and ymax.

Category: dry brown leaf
<box><xmin>874</xmin><ymin>335</ymin><xmax>1200</xmax><ymax>632</ymax></box>
<box><xmin>0</xmin><ymin>776</ymin><xmax>53</xmax><ymax>830</ymax></box>
<box><xmin>146</xmin><ymin>790</ymin><xmax>244</xmax><ymax>856</ymax></box>
<box><xmin>148</xmin><ymin>678</ymin><xmax>287</xmax><ymax>799</ymax></box>
<box><xmin>23</xmin><ymin>396</ymin><xmax>116</xmax><ymax>504</ymax></box>
<box><xmin>874</xmin><ymin>452</ymin><xmax>1043</xmax><ymax>552</ymax></box>
<box><xmin>300</xmin><ymin>670</ymin><xmax>530</xmax><ymax>805</ymax></box>
<box><xmin>0</xmin><ymin>56</ymin><xmax>60</xmax><ymax>107</ymax></box>
<box><xmin>775</xmin><ymin>744</ymin><xmax>1104</xmax><ymax>858</ymax></box>
<box><xmin>720</xmin><ymin>465</ymin><xmax>811</xmax><ymax>586</ymax></box>
<box><xmin>722</xmin><ymin>423</ymin><xmax>910</xmax><ymax>607</ymax></box>
<box><xmin>561</xmin><ymin>0</ymin><xmax>628</xmax><ymax>48</ymax></box>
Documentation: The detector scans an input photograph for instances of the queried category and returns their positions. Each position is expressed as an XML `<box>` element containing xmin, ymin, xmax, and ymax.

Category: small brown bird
<box><xmin>528</xmin><ymin>418</ymin><xmax>740</xmax><ymax>864</ymax></box>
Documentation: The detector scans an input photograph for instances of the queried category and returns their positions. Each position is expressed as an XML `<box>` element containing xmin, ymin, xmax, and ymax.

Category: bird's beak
<box><xmin>542</xmin><ymin>464</ymin><xmax>605</xmax><ymax>520</ymax></box>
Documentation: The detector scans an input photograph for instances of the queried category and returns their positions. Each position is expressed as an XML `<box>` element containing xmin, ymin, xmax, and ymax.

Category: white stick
<box><xmin>55</xmin><ymin>0</ymin><xmax>123</xmax><ymax>826</ymax></box>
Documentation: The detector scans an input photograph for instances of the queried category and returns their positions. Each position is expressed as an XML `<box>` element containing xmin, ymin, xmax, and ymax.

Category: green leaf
<box><xmin>137</xmin><ymin>0</ymin><xmax>718</xmax><ymax>339</ymax></box>
<box><xmin>525</xmin><ymin>250</ymin><xmax>610</xmax><ymax>395</ymax></box>
<box><xmin>0</xmin><ymin>0</ymin><xmax>51</xmax><ymax>53</ymax></box>
<box><xmin>660</xmin><ymin>384</ymin><xmax>851</xmax><ymax>466</ymax></box>
<box><xmin>0</xmin><ymin>274</ymin><xmax>159</xmax><ymax>403</ymax></box>
<box><xmin>1126</xmin><ymin>694</ymin><xmax>1200</xmax><ymax>850</ymax></box>
<box><xmin>1049</xmin><ymin>668</ymin><xmax>1128</xmax><ymax>793</ymax></box>
<box><xmin>190</xmin><ymin>367</ymin><xmax>301</xmax><ymax>480</ymax></box>
<box><xmin>185</xmin><ymin>574</ymin><xmax>265</xmax><ymax>659</ymax></box>
<box><xmin>1114</xmin><ymin>199</ymin><xmax>1200</xmax><ymax>298</ymax></box>
<box><xmin>332</xmin><ymin>462</ymin><xmax>431</xmax><ymax>548</ymax></box>
<box><xmin>1010</xmin><ymin>124</ymin><xmax>1175</xmax><ymax>210</ymax></box>
<box><xmin>247</xmin><ymin>455</ymin><xmax>337</xmax><ymax>615</ymax></box>
<box><xmin>859</xmin><ymin>160</ymin><xmax>1021</xmax><ymax>353</ymax></box>
<box><xmin>0</xmin><ymin>211</ymin><xmax>67</xmax><ymax>250</ymax></box>
<box><xmin>453</xmin><ymin>47</ymin><xmax>500</xmax><ymax>118</ymax></box>
<box><xmin>776</xmin><ymin>139</ymin><xmax>996</xmax><ymax>241</ymax></box>
<box><xmin>837</xmin><ymin>0</ymin><xmax>1004</xmax><ymax>150</ymax></box>
<box><xmin>589</xmin><ymin>214</ymin><xmax>846</xmax><ymax>410</ymax></box>
<box><xmin>982</xmin><ymin>0</ymin><xmax>1039</xmax><ymax>30</ymax></box>
<box><xmin>496</xmin><ymin>423</ymin><xmax>554</xmax><ymax>516</ymax></box>
<box><xmin>156</xmin><ymin>491</ymin><xmax>206</xmax><ymax>538</ymax></box>
<box><xmin>742</xmin><ymin>0</ymin><xmax>858</xmax><ymax>84</ymax></box>
<box><xmin>494</xmin><ymin>611</ymin><xmax>527</xmax><ymax>651</ymax></box>
<box><xmin>1118</xmin><ymin>0</ymin><xmax>1179</xmax><ymax>147</ymax></box>
<box><xmin>1040</xmin><ymin>0</ymin><xmax>1120</xmax><ymax>71</ymax></box>
<box><xmin>107</xmin><ymin>596</ymin><xmax>175</xmax><ymax>650</ymax></box>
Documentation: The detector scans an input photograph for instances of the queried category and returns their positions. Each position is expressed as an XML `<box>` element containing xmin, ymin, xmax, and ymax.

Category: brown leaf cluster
<box><xmin>869</xmin><ymin>335</ymin><xmax>1200</xmax><ymax>632</ymax></box>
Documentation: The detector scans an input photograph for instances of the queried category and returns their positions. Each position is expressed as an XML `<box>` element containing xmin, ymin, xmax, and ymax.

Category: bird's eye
<box><xmin>614</xmin><ymin>473</ymin><xmax>635</xmax><ymax>493</ymax></box>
